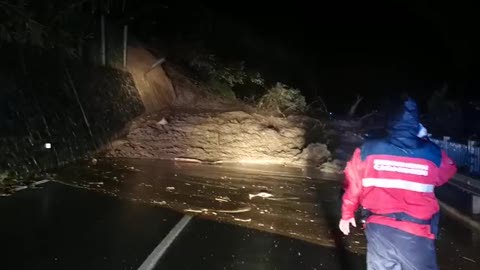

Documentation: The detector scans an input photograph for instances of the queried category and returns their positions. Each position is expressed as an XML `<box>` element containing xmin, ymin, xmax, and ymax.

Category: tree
<box><xmin>0</xmin><ymin>0</ymin><xmax>114</xmax><ymax>56</ymax></box>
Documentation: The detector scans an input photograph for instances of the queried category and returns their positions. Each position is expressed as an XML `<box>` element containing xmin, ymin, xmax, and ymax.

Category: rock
<box><xmin>319</xmin><ymin>161</ymin><xmax>344</xmax><ymax>174</ymax></box>
<box><xmin>295</xmin><ymin>143</ymin><xmax>331</xmax><ymax>165</ymax></box>
<box><xmin>157</xmin><ymin>118</ymin><xmax>168</xmax><ymax>125</ymax></box>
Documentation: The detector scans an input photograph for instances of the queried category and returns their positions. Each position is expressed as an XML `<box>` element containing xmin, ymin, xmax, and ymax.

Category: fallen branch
<box><xmin>183</xmin><ymin>206</ymin><xmax>251</xmax><ymax>214</ymax></box>
<box><xmin>173</xmin><ymin>157</ymin><xmax>202</xmax><ymax>163</ymax></box>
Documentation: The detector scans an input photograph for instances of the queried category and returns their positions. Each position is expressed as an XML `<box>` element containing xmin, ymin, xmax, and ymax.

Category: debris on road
<box><xmin>139</xmin><ymin>183</ymin><xmax>153</xmax><ymax>188</ymax></box>
<box><xmin>166</xmin><ymin>186</ymin><xmax>175</xmax><ymax>191</ymax></box>
<box><xmin>462</xmin><ymin>257</ymin><xmax>477</xmax><ymax>263</ymax></box>
<box><xmin>152</xmin><ymin>200</ymin><xmax>167</xmax><ymax>205</ymax></box>
<box><xmin>215</xmin><ymin>196</ymin><xmax>231</xmax><ymax>202</ymax></box>
<box><xmin>234</xmin><ymin>218</ymin><xmax>252</xmax><ymax>222</ymax></box>
<box><xmin>88</xmin><ymin>182</ymin><xmax>104</xmax><ymax>185</ymax></box>
<box><xmin>184</xmin><ymin>208</ymin><xmax>203</xmax><ymax>213</ymax></box>
<box><xmin>174</xmin><ymin>157</ymin><xmax>202</xmax><ymax>163</ymax></box>
<box><xmin>267</xmin><ymin>196</ymin><xmax>299</xmax><ymax>201</ymax></box>
<box><xmin>106</xmin><ymin>111</ymin><xmax>332</xmax><ymax>167</ymax></box>
<box><xmin>216</xmin><ymin>207</ymin><xmax>252</xmax><ymax>213</ymax></box>
<box><xmin>249</xmin><ymin>191</ymin><xmax>273</xmax><ymax>199</ymax></box>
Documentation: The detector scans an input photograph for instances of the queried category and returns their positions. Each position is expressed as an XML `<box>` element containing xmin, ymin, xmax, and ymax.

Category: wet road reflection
<box><xmin>0</xmin><ymin>182</ymin><xmax>183</xmax><ymax>270</ymax></box>
<box><xmin>156</xmin><ymin>217</ymin><xmax>364</xmax><ymax>270</ymax></box>
<box><xmin>50</xmin><ymin>158</ymin><xmax>480</xmax><ymax>269</ymax></box>
<box><xmin>54</xmin><ymin>159</ymin><xmax>363</xmax><ymax>250</ymax></box>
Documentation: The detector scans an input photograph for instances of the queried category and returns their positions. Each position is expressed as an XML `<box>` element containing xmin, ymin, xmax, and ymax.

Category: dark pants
<box><xmin>365</xmin><ymin>223</ymin><xmax>438</xmax><ymax>270</ymax></box>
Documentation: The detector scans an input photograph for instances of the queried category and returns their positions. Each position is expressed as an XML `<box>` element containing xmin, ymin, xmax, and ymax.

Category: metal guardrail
<box><xmin>430</xmin><ymin>137</ymin><xmax>480</xmax><ymax>197</ymax></box>
<box><xmin>430</xmin><ymin>137</ymin><xmax>480</xmax><ymax>175</ymax></box>
<box><xmin>450</xmin><ymin>174</ymin><xmax>480</xmax><ymax>197</ymax></box>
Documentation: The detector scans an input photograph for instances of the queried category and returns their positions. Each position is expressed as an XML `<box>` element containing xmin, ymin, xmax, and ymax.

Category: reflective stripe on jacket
<box><xmin>342</xmin><ymin>146</ymin><xmax>456</xmax><ymax>239</ymax></box>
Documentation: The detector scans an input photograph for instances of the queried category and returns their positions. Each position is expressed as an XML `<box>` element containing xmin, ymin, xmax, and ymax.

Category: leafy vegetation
<box><xmin>0</xmin><ymin>0</ymin><xmax>129</xmax><ymax>61</ymax></box>
<box><xmin>0</xmin><ymin>1</ymin><xmax>91</xmax><ymax>54</ymax></box>
<box><xmin>188</xmin><ymin>52</ymin><xmax>265</xmax><ymax>99</ymax></box>
<box><xmin>256</xmin><ymin>83</ymin><xmax>307</xmax><ymax>115</ymax></box>
<box><xmin>187</xmin><ymin>51</ymin><xmax>315</xmax><ymax>115</ymax></box>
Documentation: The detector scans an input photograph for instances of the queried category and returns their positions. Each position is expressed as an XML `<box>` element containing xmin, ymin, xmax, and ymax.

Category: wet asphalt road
<box><xmin>0</xmin><ymin>182</ymin><xmax>183</xmax><ymax>270</ymax></box>
<box><xmin>0</xmin><ymin>158</ymin><xmax>479</xmax><ymax>269</ymax></box>
<box><xmin>0</xmin><ymin>182</ymin><xmax>363</xmax><ymax>270</ymax></box>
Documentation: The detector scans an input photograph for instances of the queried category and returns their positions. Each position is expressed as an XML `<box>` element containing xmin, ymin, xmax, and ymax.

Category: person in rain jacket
<box><xmin>339</xmin><ymin>98</ymin><xmax>457</xmax><ymax>270</ymax></box>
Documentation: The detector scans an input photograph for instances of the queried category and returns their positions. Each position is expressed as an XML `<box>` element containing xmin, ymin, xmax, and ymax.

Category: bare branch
<box><xmin>348</xmin><ymin>94</ymin><xmax>364</xmax><ymax>117</ymax></box>
<box><xmin>308</xmin><ymin>96</ymin><xmax>329</xmax><ymax>113</ymax></box>
<box><xmin>360</xmin><ymin>110</ymin><xmax>377</xmax><ymax>120</ymax></box>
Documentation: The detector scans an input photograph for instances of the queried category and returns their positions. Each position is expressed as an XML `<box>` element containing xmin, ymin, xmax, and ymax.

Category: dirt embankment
<box><xmin>109</xmin><ymin>47</ymin><xmax>343</xmax><ymax>171</ymax></box>
<box><xmin>127</xmin><ymin>46</ymin><xmax>248</xmax><ymax>112</ymax></box>
<box><xmin>104</xmin><ymin>110</ymin><xmax>339</xmax><ymax>169</ymax></box>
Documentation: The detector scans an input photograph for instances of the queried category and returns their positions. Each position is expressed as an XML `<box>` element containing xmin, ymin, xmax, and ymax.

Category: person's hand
<box><xmin>339</xmin><ymin>218</ymin><xmax>356</xmax><ymax>235</ymax></box>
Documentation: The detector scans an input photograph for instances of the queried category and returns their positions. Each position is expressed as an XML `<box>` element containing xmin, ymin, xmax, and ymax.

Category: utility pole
<box><xmin>123</xmin><ymin>25</ymin><xmax>128</xmax><ymax>69</ymax></box>
<box><xmin>122</xmin><ymin>0</ymin><xmax>128</xmax><ymax>69</ymax></box>
<box><xmin>100</xmin><ymin>14</ymin><xmax>106</xmax><ymax>66</ymax></box>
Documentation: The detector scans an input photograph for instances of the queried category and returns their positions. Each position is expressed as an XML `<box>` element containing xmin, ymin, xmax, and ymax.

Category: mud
<box><xmin>51</xmin><ymin>158</ymin><xmax>480</xmax><ymax>269</ymax></box>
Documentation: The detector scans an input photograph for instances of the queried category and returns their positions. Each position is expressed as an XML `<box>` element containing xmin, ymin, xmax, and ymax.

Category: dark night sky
<box><xmin>131</xmin><ymin>0</ymin><xmax>479</xmax><ymax>111</ymax></box>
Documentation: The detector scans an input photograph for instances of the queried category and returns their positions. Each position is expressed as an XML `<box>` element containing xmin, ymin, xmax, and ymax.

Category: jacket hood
<box><xmin>387</xmin><ymin>98</ymin><xmax>422</xmax><ymax>147</ymax></box>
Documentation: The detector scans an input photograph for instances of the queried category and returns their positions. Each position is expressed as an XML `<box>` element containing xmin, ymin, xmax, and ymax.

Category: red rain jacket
<box><xmin>342</xmin><ymin>147</ymin><xmax>457</xmax><ymax>239</ymax></box>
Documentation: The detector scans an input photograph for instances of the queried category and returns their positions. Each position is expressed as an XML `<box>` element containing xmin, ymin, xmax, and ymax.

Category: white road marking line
<box><xmin>32</xmin><ymin>179</ymin><xmax>51</xmax><ymax>186</ymax></box>
<box><xmin>137</xmin><ymin>215</ymin><xmax>192</xmax><ymax>270</ymax></box>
